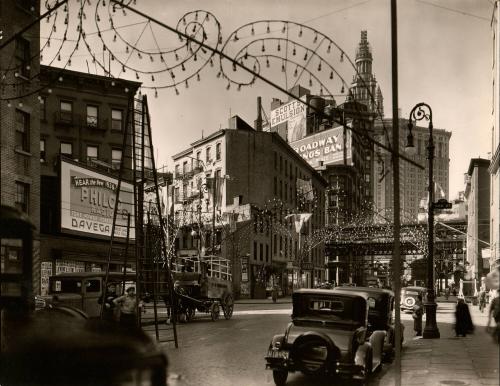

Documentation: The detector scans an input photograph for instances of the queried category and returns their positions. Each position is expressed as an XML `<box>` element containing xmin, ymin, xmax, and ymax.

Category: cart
<box><xmin>172</xmin><ymin>255</ymin><xmax>233</xmax><ymax>322</ymax></box>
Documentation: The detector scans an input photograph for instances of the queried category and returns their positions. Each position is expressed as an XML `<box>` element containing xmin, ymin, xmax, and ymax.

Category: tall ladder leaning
<box><xmin>101</xmin><ymin>94</ymin><xmax>178</xmax><ymax>347</ymax></box>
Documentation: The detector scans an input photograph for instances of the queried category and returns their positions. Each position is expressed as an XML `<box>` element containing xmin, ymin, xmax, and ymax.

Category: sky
<box><xmin>41</xmin><ymin>0</ymin><xmax>494</xmax><ymax>199</ymax></box>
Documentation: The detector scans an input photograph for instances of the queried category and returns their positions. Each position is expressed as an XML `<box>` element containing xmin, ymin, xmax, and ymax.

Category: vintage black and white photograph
<box><xmin>1</xmin><ymin>0</ymin><xmax>499</xmax><ymax>385</ymax></box>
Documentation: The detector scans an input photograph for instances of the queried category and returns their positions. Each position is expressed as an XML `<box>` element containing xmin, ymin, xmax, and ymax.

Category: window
<box><xmin>86</xmin><ymin>105</ymin><xmax>98</xmax><ymax>128</ymax></box>
<box><xmin>60</xmin><ymin>101</ymin><xmax>73</xmax><ymax>122</ymax></box>
<box><xmin>86</xmin><ymin>145</ymin><xmax>98</xmax><ymax>162</ymax></box>
<box><xmin>183</xmin><ymin>161</ymin><xmax>188</xmax><ymax>174</ymax></box>
<box><xmin>260</xmin><ymin>243</ymin><xmax>263</xmax><ymax>261</ymax></box>
<box><xmin>15</xmin><ymin>37</ymin><xmax>30</xmax><ymax>78</ymax></box>
<box><xmin>85</xmin><ymin>280</ymin><xmax>101</xmax><ymax>293</ymax></box>
<box><xmin>175</xmin><ymin>164</ymin><xmax>180</xmax><ymax>176</ymax></box>
<box><xmin>40</xmin><ymin>96</ymin><xmax>47</xmax><ymax>121</ymax></box>
<box><xmin>15</xmin><ymin>181</ymin><xmax>29</xmax><ymax>213</ymax></box>
<box><xmin>206</xmin><ymin>147</ymin><xmax>211</xmax><ymax>162</ymax></box>
<box><xmin>196</xmin><ymin>151</ymin><xmax>202</xmax><ymax>169</ymax></box>
<box><xmin>266</xmin><ymin>245</ymin><xmax>269</xmax><ymax>262</ymax></box>
<box><xmin>60</xmin><ymin>142</ymin><xmax>73</xmax><ymax>157</ymax></box>
<box><xmin>40</xmin><ymin>139</ymin><xmax>46</xmax><ymax>162</ymax></box>
<box><xmin>15</xmin><ymin>110</ymin><xmax>29</xmax><ymax>152</ymax></box>
<box><xmin>174</xmin><ymin>187</ymin><xmax>180</xmax><ymax>203</ymax></box>
<box><xmin>216</xmin><ymin>143</ymin><xmax>221</xmax><ymax>160</ymax></box>
<box><xmin>253</xmin><ymin>241</ymin><xmax>257</xmax><ymax>260</ymax></box>
<box><xmin>111</xmin><ymin>149</ymin><xmax>122</xmax><ymax>169</ymax></box>
<box><xmin>111</xmin><ymin>109</ymin><xmax>123</xmax><ymax>131</ymax></box>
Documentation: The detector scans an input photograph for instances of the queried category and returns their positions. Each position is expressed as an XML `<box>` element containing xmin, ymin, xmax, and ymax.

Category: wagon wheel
<box><xmin>222</xmin><ymin>294</ymin><xmax>234</xmax><ymax>320</ymax></box>
<box><xmin>186</xmin><ymin>306</ymin><xmax>196</xmax><ymax>322</ymax></box>
<box><xmin>210</xmin><ymin>302</ymin><xmax>220</xmax><ymax>321</ymax></box>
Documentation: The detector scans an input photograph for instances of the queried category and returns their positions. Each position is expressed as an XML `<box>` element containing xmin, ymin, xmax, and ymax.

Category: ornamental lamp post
<box><xmin>405</xmin><ymin>102</ymin><xmax>440</xmax><ymax>339</ymax></box>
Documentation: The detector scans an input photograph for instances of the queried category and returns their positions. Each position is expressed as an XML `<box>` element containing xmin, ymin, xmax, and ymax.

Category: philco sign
<box><xmin>60</xmin><ymin>160</ymin><xmax>135</xmax><ymax>239</ymax></box>
<box><xmin>291</xmin><ymin>125</ymin><xmax>352</xmax><ymax>167</ymax></box>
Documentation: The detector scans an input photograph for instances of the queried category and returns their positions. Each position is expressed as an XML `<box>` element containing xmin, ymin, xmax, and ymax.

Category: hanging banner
<box><xmin>60</xmin><ymin>160</ymin><xmax>135</xmax><ymax>239</ymax></box>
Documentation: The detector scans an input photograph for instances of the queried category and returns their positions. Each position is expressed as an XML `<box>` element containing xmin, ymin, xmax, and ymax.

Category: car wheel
<box><xmin>272</xmin><ymin>370</ymin><xmax>288</xmax><ymax>386</ymax></box>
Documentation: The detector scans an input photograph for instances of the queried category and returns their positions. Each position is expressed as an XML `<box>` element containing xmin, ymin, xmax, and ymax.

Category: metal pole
<box><xmin>423</xmin><ymin>116</ymin><xmax>440</xmax><ymax>338</ymax></box>
<box><xmin>390</xmin><ymin>2</ymin><xmax>402</xmax><ymax>386</ymax></box>
<box><xmin>212</xmin><ymin>177</ymin><xmax>217</xmax><ymax>256</ymax></box>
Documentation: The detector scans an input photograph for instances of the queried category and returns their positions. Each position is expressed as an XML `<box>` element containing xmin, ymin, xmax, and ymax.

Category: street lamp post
<box><xmin>406</xmin><ymin>102</ymin><xmax>440</xmax><ymax>339</ymax></box>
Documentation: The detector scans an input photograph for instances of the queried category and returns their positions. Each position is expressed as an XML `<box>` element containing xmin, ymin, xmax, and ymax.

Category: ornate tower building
<box><xmin>349</xmin><ymin>31</ymin><xmax>381</xmax><ymax>115</ymax></box>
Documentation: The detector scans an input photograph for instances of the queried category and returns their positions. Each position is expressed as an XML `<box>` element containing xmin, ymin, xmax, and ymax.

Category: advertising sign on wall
<box><xmin>270</xmin><ymin>97</ymin><xmax>307</xmax><ymax>143</ymax></box>
<box><xmin>60</xmin><ymin>160</ymin><xmax>135</xmax><ymax>239</ymax></box>
<box><xmin>291</xmin><ymin>125</ymin><xmax>352</xmax><ymax>167</ymax></box>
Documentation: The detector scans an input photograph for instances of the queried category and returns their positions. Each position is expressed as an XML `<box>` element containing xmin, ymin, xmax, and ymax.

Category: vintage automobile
<box><xmin>265</xmin><ymin>289</ymin><xmax>386</xmax><ymax>385</ymax></box>
<box><xmin>333</xmin><ymin>286</ymin><xmax>404</xmax><ymax>361</ymax></box>
<box><xmin>400</xmin><ymin>286</ymin><xmax>427</xmax><ymax>312</ymax></box>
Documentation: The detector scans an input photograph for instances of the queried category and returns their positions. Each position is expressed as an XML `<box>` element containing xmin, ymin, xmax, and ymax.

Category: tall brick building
<box><xmin>172</xmin><ymin>115</ymin><xmax>327</xmax><ymax>298</ymax></box>
<box><xmin>0</xmin><ymin>0</ymin><xmax>41</xmax><ymax>294</ymax></box>
<box><xmin>37</xmin><ymin>66</ymin><xmax>140</xmax><ymax>295</ymax></box>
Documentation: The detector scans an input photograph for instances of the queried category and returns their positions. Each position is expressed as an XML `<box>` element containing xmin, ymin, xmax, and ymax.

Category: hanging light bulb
<box><xmin>175</xmin><ymin>87</ymin><xmax>180</xmax><ymax>96</ymax></box>
<box><xmin>195</xmin><ymin>11</ymin><xmax>199</xmax><ymax>20</ymax></box>
<box><xmin>320</xmin><ymin>87</ymin><xmax>323</xmax><ymax>95</ymax></box>
<box><xmin>197</xmin><ymin>73</ymin><xmax>201</xmax><ymax>81</ymax></box>
<box><xmin>154</xmin><ymin>88</ymin><xmax>158</xmax><ymax>98</ymax></box>
<box><xmin>210</xmin><ymin>58</ymin><xmax>214</xmax><ymax>67</ymax></box>
<box><xmin>238</xmin><ymin>84</ymin><xmax>241</xmax><ymax>91</ymax></box>
<box><xmin>160</xmin><ymin>55</ymin><xmax>165</xmax><ymax>62</ymax></box>
<box><xmin>150</xmin><ymin>55</ymin><xmax>154</xmax><ymax>62</ymax></box>
<box><xmin>97</xmin><ymin>14</ymin><xmax>100</xmax><ymax>22</ymax></box>
<box><xmin>125</xmin><ymin>87</ymin><xmax>129</xmax><ymax>93</ymax></box>
<box><xmin>182</xmin><ymin>17</ymin><xmax>186</xmax><ymax>25</ymax></box>
<box><xmin>126</xmin><ymin>45</ymin><xmax>129</xmax><ymax>54</ymax></box>
<box><xmin>251</xmin><ymin>25</ymin><xmax>255</xmax><ymax>35</ymax></box>
<box><xmin>113</xmin><ymin>34</ymin><xmax>117</xmax><ymax>42</ymax></box>
<box><xmin>340</xmin><ymin>52</ymin><xmax>344</xmax><ymax>62</ymax></box>
<box><xmin>57</xmin><ymin>54</ymin><xmax>61</xmax><ymax>61</ymax></box>
<box><xmin>304</xmin><ymin>52</ymin><xmax>308</xmax><ymax>61</ymax></box>
<box><xmin>266</xmin><ymin>23</ymin><xmax>270</xmax><ymax>33</ymax></box>
<box><xmin>185</xmin><ymin>80</ymin><xmax>189</xmax><ymax>88</ymax></box>
<box><xmin>277</xmin><ymin>42</ymin><xmax>281</xmax><ymax>51</ymax></box>
<box><xmin>309</xmin><ymin>77</ymin><xmax>313</xmax><ymax>87</ymax></box>
<box><xmin>217</xmin><ymin>71</ymin><xmax>221</xmax><ymax>78</ymax></box>
<box><xmin>233</xmin><ymin>33</ymin><xmax>239</xmax><ymax>42</ymax></box>
<box><xmin>181</xmin><ymin>63</ymin><xmax>186</xmax><ymax>71</ymax></box>
<box><xmin>170</xmin><ymin>71</ymin><xmax>175</xmax><ymax>79</ymax></box>
<box><xmin>18</xmin><ymin>101</ymin><xmax>23</xmax><ymax>107</ymax></box>
<box><xmin>102</xmin><ymin>0</ymin><xmax>106</xmax><ymax>5</ymax></box>
<box><xmin>53</xmin><ymin>25</ymin><xmax>56</xmax><ymax>32</ymax></box>
<box><xmin>281</xmin><ymin>62</ymin><xmax>285</xmax><ymax>72</ymax></box>
<box><xmin>299</xmin><ymin>28</ymin><xmax>303</xmax><ymax>37</ymax></box>
<box><xmin>194</xmin><ymin>54</ymin><xmax>197</xmax><ymax>61</ymax></box>
<box><xmin>136</xmin><ymin>72</ymin><xmax>140</xmax><ymax>80</ymax></box>
<box><xmin>318</xmin><ymin>62</ymin><xmax>322</xmax><ymax>71</ymax></box>
<box><xmin>282</xmin><ymin>23</ymin><xmax>286</xmax><ymax>33</ymax></box>
<box><xmin>233</xmin><ymin>63</ymin><xmax>237</xmax><ymax>71</ymax></box>
<box><xmin>111</xmin><ymin>54</ymin><xmax>114</xmax><ymax>61</ymax></box>
<box><xmin>226</xmin><ymin>81</ymin><xmax>230</xmax><ymax>90</ymax></box>
<box><xmin>7</xmin><ymin>100</ymin><xmax>11</xmax><ymax>108</ymax></box>
<box><xmin>68</xmin><ymin>59</ymin><xmax>71</xmax><ymax>66</ymax></box>
<box><xmin>175</xmin><ymin>52</ymin><xmax>179</xmax><ymax>61</ymax></box>
<box><xmin>111</xmin><ymin>81</ymin><xmax>115</xmax><ymax>87</ymax></box>
<box><xmin>327</xmin><ymin>44</ymin><xmax>331</xmax><ymax>54</ymax></box>
<box><xmin>138</xmin><ymin>52</ymin><xmax>142</xmax><ymax>59</ymax></box>
<box><xmin>47</xmin><ymin>39</ymin><xmax>50</xmax><ymax>47</ymax></box>
<box><xmin>341</xmin><ymin>84</ymin><xmax>345</xmax><ymax>93</ymax></box>
<box><xmin>261</xmin><ymin>42</ymin><xmax>265</xmax><ymax>52</ymax></box>
<box><xmin>292</xmin><ymin>46</ymin><xmax>296</xmax><ymax>56</ymax></box>
<box><xmin>58</xmin><ymin>76</ymin><xmax>63</xmax><ymax>82</ymax></box>
<box><xmin>330</xmin><ymin>71</ymin><xmax>334</xmax><ymax>80</ymax></box>
<box><xmin>293</xmin><ymin>67</ymin><xmax>298</xmax><ymax>77</ymax></box>
<box><xmin>122</xmin><ymin>65</ymin><xmax>126</xmax><ymax>72</ymax></box>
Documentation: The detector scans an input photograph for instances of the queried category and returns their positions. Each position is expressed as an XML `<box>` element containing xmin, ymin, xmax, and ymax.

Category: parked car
<box><xmin>400</xmin><ymin>286</ymin><xmax>427</xmax><ymax>312</ymax></box>
<box><xmin>265</xmin><ymin>289</ymin><xmax>386</xmax><ymax>385</ymax></box>
<box><xmin>334</xmin><ymin>286</ymin><xmax>404</xmax><ymax>361</ymax></box>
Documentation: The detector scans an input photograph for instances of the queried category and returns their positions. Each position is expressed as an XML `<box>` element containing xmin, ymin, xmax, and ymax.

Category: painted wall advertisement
<box><xmin>270</xmin><ymin>97</ymin><xmax>307</xmax><ymax>143</ymax></box>
<box><xmin>60</xmin><ymin>160</ymin><xmax>135</xmax><ymax>239</ymax></box>
<box><xmin>291</xmin><ymin>125</ymin><xmax>352</xmax><ymax>167</ymax></box>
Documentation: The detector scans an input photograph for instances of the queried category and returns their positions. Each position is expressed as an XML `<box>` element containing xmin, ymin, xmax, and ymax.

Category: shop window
<box><xmin>260</xmin><ymin>243</ymin><xmax>263</xmax><ymax>261</ymax></box>
<box><xmin>15</xmin><ymin>109</ymin><xmax>30</xmax><ymax>152</ymax></box>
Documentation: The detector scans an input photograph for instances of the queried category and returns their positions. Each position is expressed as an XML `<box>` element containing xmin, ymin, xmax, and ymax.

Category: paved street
<box><xmin>148</xmin><ymin>299</ymin><xmax>499</xmax><ymax>386</ymax></box>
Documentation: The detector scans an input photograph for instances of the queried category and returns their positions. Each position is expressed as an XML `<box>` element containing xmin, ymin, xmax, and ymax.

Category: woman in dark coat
<box><xmin>413</xmin><ymin>294</ymin><xmax>424</xmax><ymax>336</ymax></box>
<box><xmin>455</xmin><ymin>298</ymin><xmax>474</xmax><ymax>337</ymax></box>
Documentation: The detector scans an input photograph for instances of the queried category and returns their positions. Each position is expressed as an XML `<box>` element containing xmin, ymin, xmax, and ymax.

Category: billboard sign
<box><xmin>270</xmin><ymin>97</ymin><xmax>307</xmax><ymax>143</ymax></box>
<box><xmin>60</xmin><ymin>160</ymin><xmax>135</xmax><ymax>239</ymax></box>
<box><xmin>291</xmin><ymin>125</ymin><xmax>352</xmax><ymax>167</ymax></box>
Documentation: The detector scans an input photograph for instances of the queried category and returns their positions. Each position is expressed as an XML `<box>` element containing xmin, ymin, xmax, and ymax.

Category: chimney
<box><xmin>254</xmin><ymin>96</ymin><xmax>263</xmax><ymax>131</ymax></box>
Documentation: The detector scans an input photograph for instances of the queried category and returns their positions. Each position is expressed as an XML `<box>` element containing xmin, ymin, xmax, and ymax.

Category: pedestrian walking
<box><xmin>113</xmin><ymin>287</ymin><xmax>142</xmax><ymax>328</ymax></box>
<box><xmin>98</xmin><ymin>283</ymin><xmax>118</xmax><ymax>322</ymax></box>
<box><xmin>486</xmin><ymin>294</ymin><xmax>500</xmax><ymax>344</ymax></box>
<box><xmin>455</xmin><ymin>298</ymin><xmax>474</xmax><ymax>337</ymax></box>
<box><xmin>412</xmin><ymin>294</ymin><xmax>424</xmax><ymax>337</ymax></box>
<box><xmin>479</xmin><ymin>290</ymin><xmax>487</xmax><ymax>313</ymax></box>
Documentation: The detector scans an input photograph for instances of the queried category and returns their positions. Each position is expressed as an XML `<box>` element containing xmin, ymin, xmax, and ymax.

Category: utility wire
<box><xmin>416</xmin><ymin>0</ymin><xmax>490</xmax><ymax>22</ymax></box>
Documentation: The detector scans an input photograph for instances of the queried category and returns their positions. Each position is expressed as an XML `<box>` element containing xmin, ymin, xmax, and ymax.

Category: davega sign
<box><xmin>60</xmin><ymin>160</ymin><xmax>135</xmax><ymax>239</ymax></box>
<box><xmin>291</xmin><ymin>125</ymin><xmax>351</xmax><ymax>167</ymax></box>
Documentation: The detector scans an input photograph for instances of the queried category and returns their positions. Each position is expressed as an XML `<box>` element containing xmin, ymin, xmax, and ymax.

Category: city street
<box><xmin>157</xmin><ymin>299</ymin><xmax>498</xmax><ymax>386</ymax></box>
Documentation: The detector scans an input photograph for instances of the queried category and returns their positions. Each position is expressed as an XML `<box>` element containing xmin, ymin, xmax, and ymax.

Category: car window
<box><xmin>85</xmin><ymin>279</ymin><xmax>101</xmax><ymax>293</ymax></box>
<box><xmin>310</xmin><ymin>300</ymin><xmax>344</xmax><ymax>312</ymax></box>
<box><xmin>405</xmin><ymin>291</ymin><xmax>419</xmax><ymax>296</ymax></box>
<box><xmin>367</xmin><ymin>297</ymin><xmax>376</xmax><ymax>308</ymax></box>
<box><xmin>50</xmin><ymin>279</ymin><xmax>82</xmax><ymax>294</ymax></box>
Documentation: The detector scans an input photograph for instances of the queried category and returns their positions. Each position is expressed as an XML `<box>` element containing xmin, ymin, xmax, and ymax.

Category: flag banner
<box><xmin>286</xmin><ymin>213</ymin><xmax>312</xmax><ymax>233</ymax></box>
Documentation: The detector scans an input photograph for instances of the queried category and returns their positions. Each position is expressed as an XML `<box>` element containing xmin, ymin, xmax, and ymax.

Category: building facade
<box><xmin>172</xmin><ymin>116</ymin><xmax>327</xmax><ymax>299</ymax></box>
<box><xmin>38</xmin><ymin>65</ymin><xmax>140</xmax><ymax>295</ymax></box>
<box><xmin>490</xmin><ymin>2</ymin><xmax>500</xmax><ymax>273</ymax></box>
<box><xmin>464</xmin><ymin>158</ymin><xmax>491</xmax><ymax>283</ymax></box>
<box><xmin>0</xmin><ymin>0</ymin><xmax>41</xmax><ymax>294</ymax></box>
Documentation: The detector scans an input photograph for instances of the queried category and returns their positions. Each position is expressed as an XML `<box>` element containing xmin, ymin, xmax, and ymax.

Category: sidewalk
<box><xmin>376</xmin><ymin>304</ymin><xmax>499</xmax><ymax>386</ymax></box>
<box><xmin>234</xmin><ymin>296</ymin><xmax>292</xmax><ymax>305</ymax></box>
